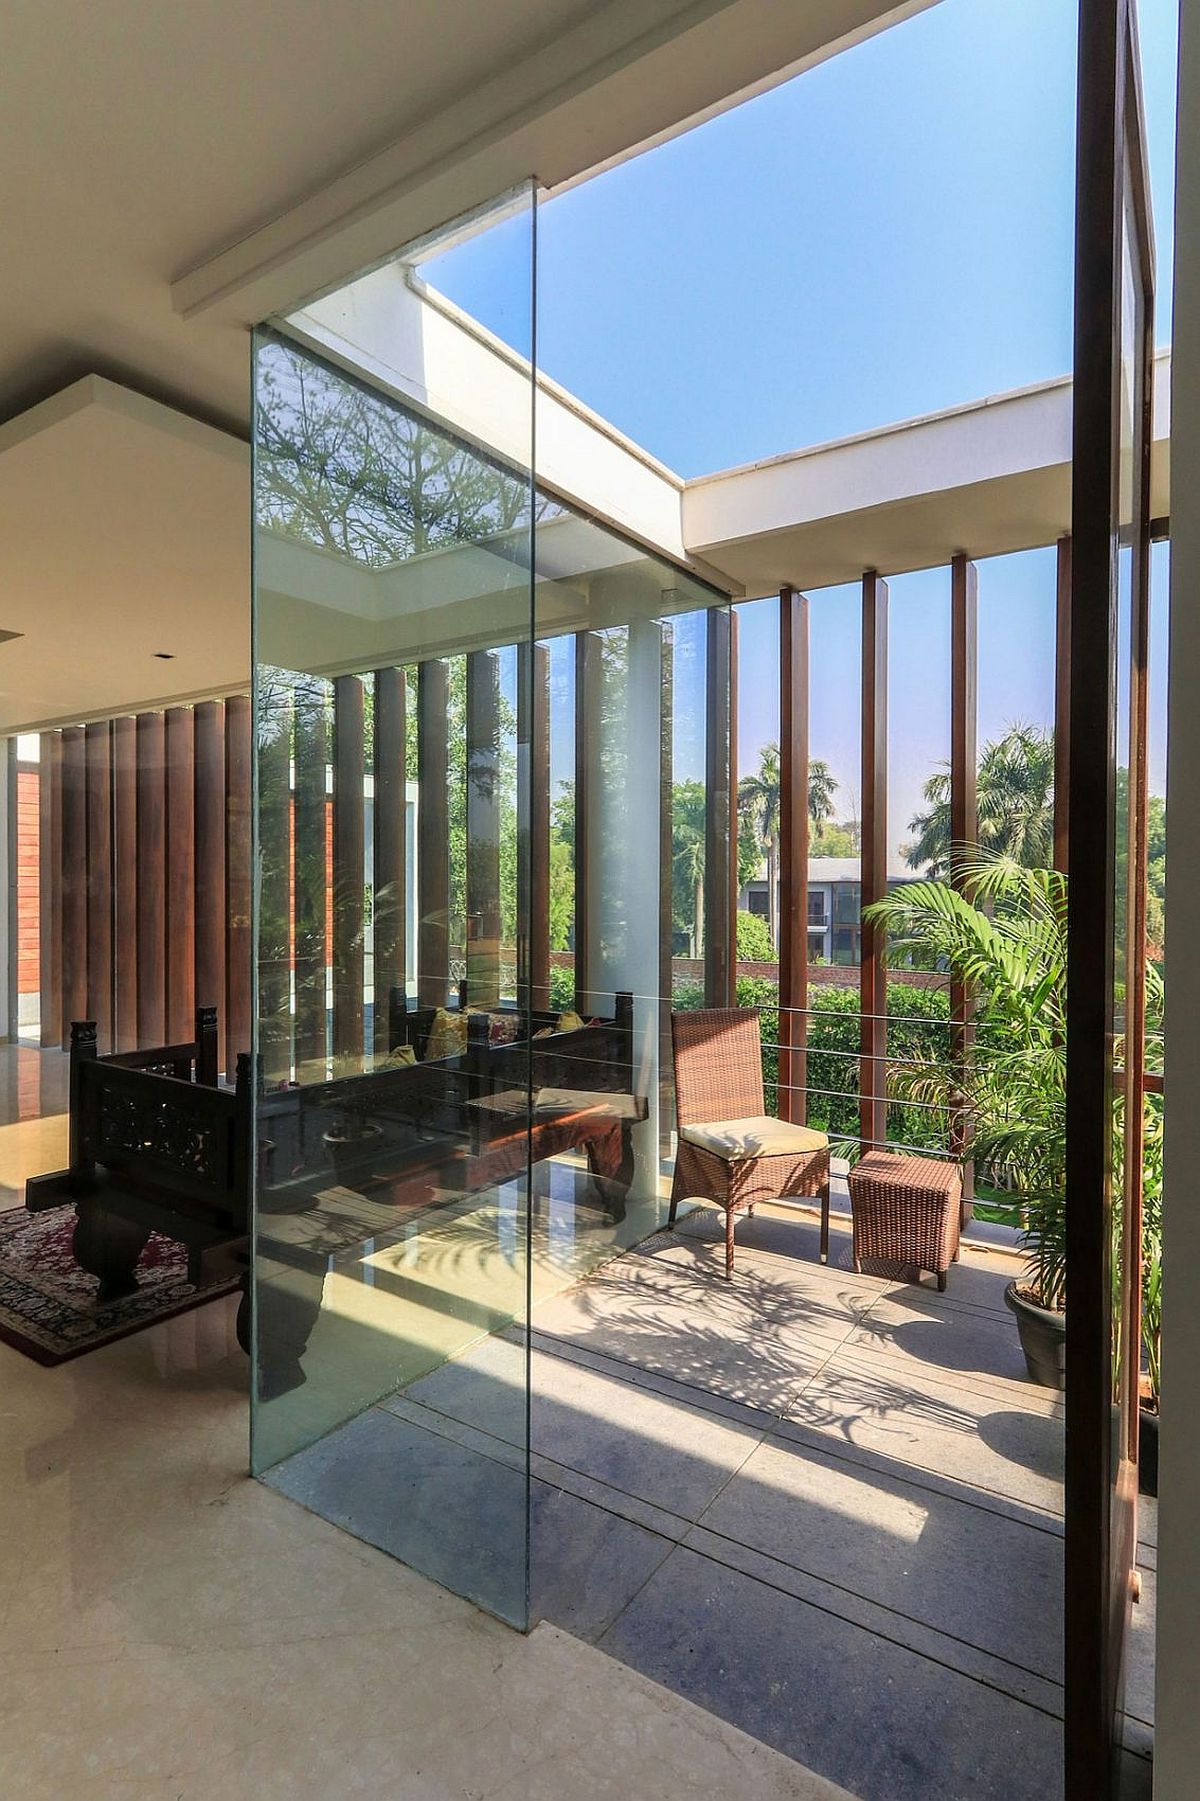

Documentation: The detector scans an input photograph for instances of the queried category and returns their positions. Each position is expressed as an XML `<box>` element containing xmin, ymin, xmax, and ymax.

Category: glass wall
<box><xmin>251</xmin><ymin>189</ymin><xmax>537</xmax><ymax>1625</ymax></box>
<box><xmin>250</xmin><ymin>188</ymin><xmax>731</xmax><ymax>1626</ymax></box>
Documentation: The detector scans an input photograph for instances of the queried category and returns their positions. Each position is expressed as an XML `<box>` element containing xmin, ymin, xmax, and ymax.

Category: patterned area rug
<box><xmin>0</xmin><ymin>1204</ymin><xmax>239</xmax><ymax>1366</ymax></box>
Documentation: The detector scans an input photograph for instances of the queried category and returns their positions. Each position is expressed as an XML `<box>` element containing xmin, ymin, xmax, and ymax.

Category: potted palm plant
<box><xmin>865</xmin><ymin>855</ymin><xmax>1068</xmax><ymax>1387</ymax></box>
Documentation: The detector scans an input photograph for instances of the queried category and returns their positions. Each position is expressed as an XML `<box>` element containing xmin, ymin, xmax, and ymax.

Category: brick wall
<box><xmin>16</xmin><ymin>765</ymin><xmax>38</xmax><ymax>996</ymax></box>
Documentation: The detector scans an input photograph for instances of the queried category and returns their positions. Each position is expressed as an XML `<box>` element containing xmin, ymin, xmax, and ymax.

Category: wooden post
<box><xmin>417</xmin><ymin>659</ymin><xmax>450</xmax><ymax>1009</ymax></box>
<box><xmin>950</xmin><ymin>555</ymin><xmax>979</xmax><ymax>1200</ymax></box>
<box><xmin>1054</xmin><ymin>535</ymin><xmax>1072</xmax><ymax>875</ymax></box>
<box><xmin>194</xmin><ymin>701</ymin><xmax>226</xmax><ymax>1047</ymax></box>
<box><xmin>574</xmin><ymin>632</ymin><xmax>601</xmax><ymax>1016</ymax></box>
<box><xmin>60</xmin><ymin>726</ymin><xmax>87</xmax><ymax>1043</ymax></box>
<box><xmin>373</xmin><ymin>667</ymin><xmax>407</xmax><ymax>1052</ymax></box>
<box><xmin>164</xmin><ymin>707</ymin><xmax>196</xmax><ymax>1045</ymax></box>
<box><xmin>112</xmin><ymin>717</ymin><xmax>138</xmax><ymax>1051</ymax></box>
<box><xmin>529</xmin><ymin>645</ymin><xmax>552</xmax><ymax>1013</ymax></box>
<box><xmin>135</xmin><ymin>712</ymin><xmax>166</xmax><ymax>1048</ymax></box>
<box><xmin>332</xmin><ymin>675</ymin><xmax>365</xmax><ymax>1071</ymax></box>
<box><xmin>38</xmin><ymin>731</ymin><xmax>62</xmax><ymax>1049</ymax></box>
<box><xmin>659</xmin><ymin>621</ymin><xmax>675</xmax><ymax>1151</ymax></box>
<box><xmin>466</xmin><ymin>650</ymin><xmax>502</xmax><ymax>1008</ymax></box>
<box><xmin>704</xmin><ymin>608</ymin><xmax>733</xmax><ymax>1006</ymax></box>
<box><xmin>258</xmin><ymin>690</ymin><xmax>293</xmax><ymax>1086</ymax></box>
<box><xmin>293</xmin><ymin>681</ymin><xmax>329</xmax><ymax>1074</ymax></box>
<box><xmin>860</xmin><ymin>572</ymin><xmax>889</xmax><ymax>1154</ymax></box>
<box><xmin>778</xmin><ymin>587</ymin><xmax>810</xmax><ymax>1129</ymax></box>
<box><xmin>84</xmin><ymin>721</ymin><xmax>114</xmax><ymax>1052</ymax></box>
<box><xmin>224</xmin><ymin>696</ymin><xmax>252</xmax><ymax>1079</ymax></box>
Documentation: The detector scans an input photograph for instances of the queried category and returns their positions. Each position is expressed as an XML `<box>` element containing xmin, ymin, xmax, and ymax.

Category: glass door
<box><xmin>1066</xmin><ymin>3</ymin><xmax>1154</xmax><ymax>1791</ymax></box>
<box><xmin>249</xmin><ymin>186</ymin><xmax>537</xmax><ymax>1628</ymax></box>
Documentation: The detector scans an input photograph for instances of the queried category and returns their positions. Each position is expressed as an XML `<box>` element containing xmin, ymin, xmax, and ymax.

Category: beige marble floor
<box><xmin>0</xmin><ymin>1290</ymin><xmax>851</xmax><ymax>1800</ymax></box>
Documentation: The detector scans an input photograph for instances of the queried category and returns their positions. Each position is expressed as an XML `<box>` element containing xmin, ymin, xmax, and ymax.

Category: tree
<box><xmin>739</xmin><ymin>744</ymin><xmax>841</xmax><ymax>949</ymax></box>
<box><xmin>808</xmin><ymin>758</ymin><xmax>838</xmax><ymax>827</ymax></box>
<box><xmin>672</xmin><ymin>780</ymin><xmax>708</xmax><ymax>956</ymax></box>
<box><xmin>738</xmin><ymin>746</ymin><xmax>782</xmax><ymax>949</ymax></box>
<box><xmin>905</xmin><ymin>723</ymin><xmax>1055</xmax><ymax>877</ymax></box>
<box><xmin>736</xmin><ymin>909</ymin><xmax>776</xmax><ymax>962</ymax></box>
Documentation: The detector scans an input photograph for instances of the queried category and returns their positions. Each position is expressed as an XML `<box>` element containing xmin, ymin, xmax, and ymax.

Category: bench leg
<box><xmin>938</xmin><ymin>1271</ymin><xmax>948</xmax><ymax>1293</ymax></box>
<box><xmin>72</xmin><ymin>1205</ymin><xmax>151</xmax><ymax>1303</ymax></box>
<box><xmin>725</xmin><ymin>1207</ymin><xmax>736</xmax><ymax>1280</ymax></box>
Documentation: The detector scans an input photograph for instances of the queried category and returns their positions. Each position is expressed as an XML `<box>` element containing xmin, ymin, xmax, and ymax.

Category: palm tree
<box><xmin>865</xmin><ymin>854</ymin><xmax>1070</xmax><ymax>1308</ymax></box>
<box><xmin>738</xmin><ymin>746</ymin><xmax>781</xmax><ymax>949</ymax></box>
<box><xmin>905</xmin><ymin>723</ymin><xmax>1055</xmax><ymax>877</ymax></box>
<box><xmin>739</xmin><ymin>746</ymin><xmax>841</xmax><ymax>950</ymax></box>
<box><xmin>808</xmin><ymin>758</ymin><xmax>838</xmax><ymax>828</ymax></box>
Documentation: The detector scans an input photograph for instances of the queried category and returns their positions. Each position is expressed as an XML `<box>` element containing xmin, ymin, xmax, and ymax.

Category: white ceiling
<box><xmin>0</xmin><ymin>380</ymin><xmax>249</xmax><ymax>733</ymax></box>
<box><xmin>0</xmin><ymin>2</ymin><xmax>922</xmax><ymax>437</ymax></box>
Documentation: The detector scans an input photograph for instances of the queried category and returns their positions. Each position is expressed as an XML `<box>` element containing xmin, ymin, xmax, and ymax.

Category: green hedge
<box><xmin>674</xmin><ymin>974</ymin><xmax>952</xmax><ymax>1155</ymax></box>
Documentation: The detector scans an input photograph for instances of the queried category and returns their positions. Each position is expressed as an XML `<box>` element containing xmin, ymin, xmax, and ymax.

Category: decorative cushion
<box><xmin>385</xmin><ymin>1043</ymin><xmax>417</xmax><ymax>1068</ymax></box>
<box><xmin>557</xmin><ymin>1010</ymin><xmax>586</xmax><ymax>1034</ymax></box>
<box><xmin>679</xmin><ymin>1115</ymin><xmax>829</xmax><ymax>1161</ymax></box>
<box><xmin>424</xmin><ymin>1007</ymin><xmax>468</xmax><ymax>1062</ymax></box>
<box><xmin>485</xmin><ymin>1011</ymin><xmax>522</xmax><ymax>1046</ymax></box>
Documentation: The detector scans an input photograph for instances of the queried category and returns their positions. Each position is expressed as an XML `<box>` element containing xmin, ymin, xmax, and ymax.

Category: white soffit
<box><xmin>172</xmin><ymin>1</ymin><xmax>934</xmax><ymax>328</ymax></box>
<box><xmin>683</xmin><ymin>351</ymin><xmax>1172</xmax><ymax>593</ymax></box>
<box><xmin>0</xmin><ymin>379</ymin><xmax>249</xmax><ymax>733</ymax></box>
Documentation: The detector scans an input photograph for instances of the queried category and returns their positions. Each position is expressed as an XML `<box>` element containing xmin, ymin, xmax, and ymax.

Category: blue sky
<box><xmin>429</xmin><ymin>0</ymin><xmax>1177</xmax><ymax>857</ymax></box>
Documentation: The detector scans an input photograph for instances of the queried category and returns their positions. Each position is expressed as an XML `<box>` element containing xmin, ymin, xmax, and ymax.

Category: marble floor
<box><xmin>0</xmin><ymin>1038</ymin><xmax>69</xmax><ymax>1207</ymax></box>
<box><xmin>272</xmin><ymin>1203</ymin><xmax>1158</xmax><ymax>1801</ymax></box>
<box><xmin>0</xmin><ymin>1275</ymin><xmax>850</xmax><ymax>1801</ymax></box>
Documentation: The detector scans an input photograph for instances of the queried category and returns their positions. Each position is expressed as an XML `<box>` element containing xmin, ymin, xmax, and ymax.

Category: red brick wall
<box><xmin>16</xmin><ymin>766</ymin><xmax>39</xmax><ymax>996</ymax></box>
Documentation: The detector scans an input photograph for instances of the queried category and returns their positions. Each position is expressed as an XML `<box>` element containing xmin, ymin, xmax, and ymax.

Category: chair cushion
<box><xmin>679</xmin><ymin>1115</ymin><xmax>829</xmax><ymax>1161</ymax></box>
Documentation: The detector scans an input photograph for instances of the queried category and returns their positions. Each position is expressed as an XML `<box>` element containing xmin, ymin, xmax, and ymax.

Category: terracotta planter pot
<box><xmin>1004</xmin><ymin>1280</ymin><xmax>1066</xmax><ymax>1389</ymax></box>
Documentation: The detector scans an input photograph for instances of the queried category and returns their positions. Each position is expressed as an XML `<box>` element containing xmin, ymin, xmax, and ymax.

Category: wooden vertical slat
<box><xmin>224</xmin><ymin>695</ymin><xmax>252</xmax><ymax>1077</ymax></box>
<box><xmin>860</xmin><ymin>572</ymin><xmax>889</xmax><ymax>1154</ymax></box>
<box><xmin>164</xmin><ymin>707</ymin><xmax>196</xmax><ymax>1045</ymax></box>
<box><xmin>135</xmin><ymin>713</ymin><xmax>166</xmax><ymax>1047</ymax></box>
<box><xmin>1054</xmin><ymin>534</ymin><xmax>1073</xmax><ymax>874</ymax></box>
<box><xmin>293</xmin><ymin>682</ymin><xmax>329</xmax><ymax>1074</ymax></box>
<box><xmin>778</xmin><ymin>587</ymin><xmax>810</xmax><ymax>1127</ymax></box>
<box><xmin>38</xmin><ymin>731</ymin><xmax>62</xmax><ymax>1048</ymax></box>
<box><xmin>258</xmin><ymin>691</ymin><xmax>293</xmax><ymax>1085</ymax></box>
<box><xmin>194</xmin><ymin>701</ymin><xmax>226</xmax><ymax>1044</ymax></box>
<box><xmin>373</xmin><ymin>667</ymin><xmax>406</xmax><ymax>1052</ymax></box>
<box><xmin>659</xmin><ymin>623</ymin><xmax>675</xmax><ymax>1150</ymax></box>
<box><xmin>530</xmin><ymin>645</ymin><xmax>551</xmax><ymax>1013</ymax></box>
<box><xmin>466</xmin><ymin>651</ymin><xmax>501</xmax><ymax>1008</ymax></box>
<box><xmin>60</xmin><ymin>726</ymin><xmax>88</xmax><ymax>1043</ymax></box>
<box><xmin>112</xmin><ymin>717</ymin><xmax>138</xmax><ymax>1051</ymax></box>
<box><xmin>574</xmin><ymin>631</ymin><xmax>601</xmax><ymax>1015</ymax></box>
<box><xmin>84</xmin><ymin>722</ymin><xmax>113</xmax><ymax>1051</ymax></box>
<box><xmin>950</xmin><ymin>556</ymin><xmax>979</xmax><ymax>1196</ymax></box>
<box><xmin>704</xmin><ymin>608</ymin><xmax>733</xmax><ymax>1006</ymax></box>
<box><xmin>417</xmin><ymin>660</ymin><xmax>450</xmax><ymax>1010</ymax></box>
<box><xmin>332</xmin><ymin>675</ymin><xmax>365</xmax><ymax>1069</ymax></box>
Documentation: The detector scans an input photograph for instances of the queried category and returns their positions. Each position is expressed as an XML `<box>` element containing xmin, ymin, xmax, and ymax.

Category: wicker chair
<box><xmin>668</xmin><ymin>1007</ymin><xmax>830</xmax><ymax>1279</ymax></box>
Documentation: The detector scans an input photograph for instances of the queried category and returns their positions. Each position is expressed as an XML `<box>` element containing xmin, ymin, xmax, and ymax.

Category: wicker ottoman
<box><xmin>848</xmin><ymin>1151</ymin><xmax>963</xmax><ymax>1290</ymax></box>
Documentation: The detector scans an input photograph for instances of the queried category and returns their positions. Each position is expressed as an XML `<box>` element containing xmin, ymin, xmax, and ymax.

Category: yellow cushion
<box><xmin>425</xmin><ymin>1007</ymin><xmax>468</xmax><ymax>1061</ymax></box>
<box><xmin>385</xmin><ymin>1043</ymin><xmax>417</xmax><ymax>1068</ymax></box>
<box><xmin>679</xmin><ymin>1115</ymin><xmax>829</xmax><ymax>1161</ymax></box>
<box><xmin>557</xmin><ymin>1010</ymin><xmax>586</xmax><ymax>1034</ymax></box>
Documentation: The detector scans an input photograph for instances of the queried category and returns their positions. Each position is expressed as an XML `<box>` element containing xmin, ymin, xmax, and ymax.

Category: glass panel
<box><xmin>250</xmin><ymin>186</ymin><xmax>536</xmax><ymax>1628</ymax></box>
